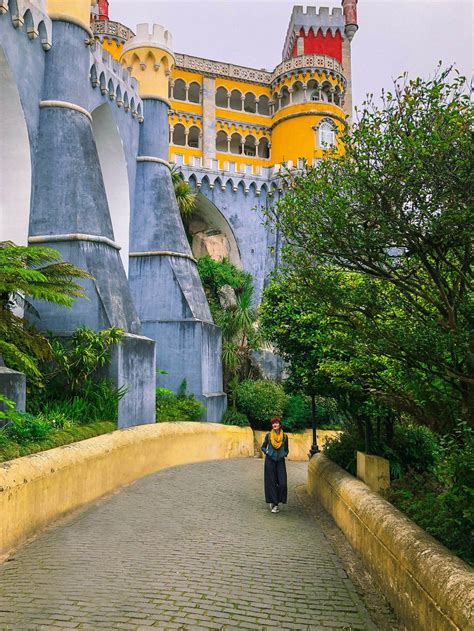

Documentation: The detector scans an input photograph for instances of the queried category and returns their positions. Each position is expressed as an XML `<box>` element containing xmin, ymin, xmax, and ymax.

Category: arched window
<box><xmin>292</xmin><ymin>81</ymin><xmax>305</xmax><ymax>104</ymax></box>
<box><xmin>272</xmin><ymin>92</ymin><xmax>279</xmax><ymax>113</ymax></box>
<box><xmin>243</xmin><ymin>135</ymin><xmax>256</xmax><ymax>157</ymax></box>
<box><xmin>258</xmin><ymin>95</ymin><xmax>270</xmax><ymax>116</ymax></box>
<box><xmin>280</xmin><ymin>86</ymin><xmax>290</xmax><ymax>108</ymax></box>
<box><xmin>243</xmin><ymin>92</ymin><xmax>256</xmax><ymax>113</ymax></box>
<box><xmin>172</xmin><ymin>123</ymin><xmax>186</xmax><ymax>146</ymax></box>
<box><xmin>258</xmin><ymin>137</ymin><xmax>270</xmax><ymax>159</ymax></box>
<box><xmin>215</xmin><ymin>86</ymin><xmax>228</xmax><ymax>108</ymax></box>
<box><xmin>229</xmin><ymin>89</ymin><xmax>242</xmax><ymax>111</ymax></box>
<box><xmin>318</xmin><ymin>121</ymin><xmax>336</xmax><ymax>148</ymax></box>
<box><xmin>230</xmin><ymin>132</ymin><xmax>242</xmax><ymax>154</ymax></box>
<box><xmin>173</xmin><ymin>79</ymin><xmax>186</xmax><ymax>101</ymax></box>
<box><xmin>321</xmin><ymin>81</ymin><xmax>332</xmax><ymax>103</ymax></box>
<box><xmin>188</xmin><ymin>82</ymin><xmax>201</xmax><ymax>103</ymax></box>
<box><xmin>216</xmin><ymin>130</ymin><xmax>228</xmax><ymax>152</ymax></box>
<box><xmin>188</xmin><ymin>125</ymin><xmax>200</xmax><ymax>148</ymax></box>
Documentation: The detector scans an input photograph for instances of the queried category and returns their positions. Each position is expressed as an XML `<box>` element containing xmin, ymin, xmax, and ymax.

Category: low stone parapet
<box><xmin>0</xmin><ymin>423</ymin><xmax>253</xmax><ymax>560</ymax></box>
<box><xmin>308</xmin><ymin>453</ymin><xmax>474</xmax><ymax>631</ymax></box>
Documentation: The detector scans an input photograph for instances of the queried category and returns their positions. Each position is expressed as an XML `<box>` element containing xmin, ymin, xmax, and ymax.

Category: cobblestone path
<box><xmin>0</xmin><ymin>459</ymin><xmax>379</xmax><ymax>630</ymax></box>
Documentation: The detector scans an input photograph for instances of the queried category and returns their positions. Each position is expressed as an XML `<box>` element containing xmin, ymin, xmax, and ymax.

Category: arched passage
<box><xmin>187</xmin><ymin>192</ymin><xmax>242</xmax><ymax>268</ymax></box>
<box><xmin>0</xmin><ymin>46</ymin><xmax>32</xmax><ymax>245</ymax></box>
<box><xmin>91</xmin><ymin>103</ymin><xmax>131</xmax><ymax>273</ymax></box>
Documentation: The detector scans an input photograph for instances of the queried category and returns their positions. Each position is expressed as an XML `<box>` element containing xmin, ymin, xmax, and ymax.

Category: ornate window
<box><xmin>318</xmin><ymin>120</ymin><xmax>336</xmax><ymax>148</ymax></box>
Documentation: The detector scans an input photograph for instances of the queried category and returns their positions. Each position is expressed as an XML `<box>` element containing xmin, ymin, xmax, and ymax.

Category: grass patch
<box><xmin>0</xmin><ymin>420</ymin><xmax>116</xmax><ymax>463</ymax></box>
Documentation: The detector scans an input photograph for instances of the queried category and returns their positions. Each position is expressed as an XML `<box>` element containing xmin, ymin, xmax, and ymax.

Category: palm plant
<box><xmin>170</xmin><ymin>165</ymin><xmax>197</xmax><ymax>219</ymax></box>
<box><xmin>0</xmin><ymin>241</ymin><xmax>91</xmax><ymax>380</ymax></box>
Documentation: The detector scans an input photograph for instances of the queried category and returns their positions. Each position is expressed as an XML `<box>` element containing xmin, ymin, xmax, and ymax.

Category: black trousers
<box><xmin>264</xmin><ymin>456</ymin><xmax>287</xmax><ymax>505</ymax></box>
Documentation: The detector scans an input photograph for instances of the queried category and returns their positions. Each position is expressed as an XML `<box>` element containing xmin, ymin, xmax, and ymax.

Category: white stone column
<box><xmin>202</xmin><ymin>76</ymin><xmax>217</xmax><ymax>165</ymax></box>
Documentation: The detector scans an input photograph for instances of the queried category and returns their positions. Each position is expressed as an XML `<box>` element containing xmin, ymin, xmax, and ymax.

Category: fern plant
<box><xmin>0</xmin><ymin>241</ymin><xmax>91</xmax><ymax>380</ymax></box>
<box><xmin>170</xmin><ymin>166</ymin><xmax>197</xmax><ymax>219</ymax></box>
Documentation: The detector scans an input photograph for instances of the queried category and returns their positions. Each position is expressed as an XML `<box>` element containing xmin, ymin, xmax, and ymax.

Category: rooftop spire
<box><xmin>341</xmin><ymin>0</ymin><xmax>358</xmax><ymax>41</ymax></box>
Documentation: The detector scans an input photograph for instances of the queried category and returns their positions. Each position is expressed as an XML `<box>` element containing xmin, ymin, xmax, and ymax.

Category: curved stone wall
<box><xmin>0</xmin><ymin>423</ymin><xmax>253</xmax><ymax>560</ymax></box>
<box><xmin>308</xmin><ymin>454</ymin><xmax>474</xmax><ymax>631</ymax></box>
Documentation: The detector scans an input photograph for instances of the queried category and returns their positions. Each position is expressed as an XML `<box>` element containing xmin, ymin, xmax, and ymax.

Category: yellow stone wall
<box><xmin>308</xmin><ymin>454</ymin><xmax>474</xmax><ymax>631</ymax></box>
<box><xmin>48</xmin><ymin>0</ymin><xmax>92</xmax><ymax>31</ymax></box>
<box><xmin>0</xmin><ymin>423</ymin><xmax>254</xmax><ymax>560</ymax></box>
<box><xmin>120</xmin><ymin>46</ymin><xmax>174</xmax><ymax>100</ymax></box>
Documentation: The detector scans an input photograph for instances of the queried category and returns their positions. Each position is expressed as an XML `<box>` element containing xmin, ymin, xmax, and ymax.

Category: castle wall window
<box><xmin>230</xmin><ymin>132</ymin><xmax>242</xmax><ymax>154</ymax></box>
<box><xmin>173</xmin><ymin>79</ymin><xmax>186</xmax><ymax>101</ymax></box>
<box><xmin>318</xmin><ymin>121</ymin><xmax>336</xmax><ymax>148</ymax></box>
<box><xmin>272</xmin><ymin>92</ymin><xmax>279</xmax><ymax>112</ymax></box>
<box><xmin>292</xmin><ymin>81</ymin><xmax>305</xmax><ymax>104</ymax></box>
<box><xmin>172</xmin><ymin>123</ymin><xmax>186</xmax><ymax>146</ymax></box>
<box><xmin>258</xmin><ymin>95</ymin><xmax>270</xmax><ymax>115</ymax></box>
<box><xmin>244</xmin><ymin>92</ymin><xmax>257</xmax><ymax>113</ymax></box>
<box><xmin>188</xmin><ymin>82</ymin><xmax>201</xmax><ymax>104</ymax></box>
<box><xmin>243</xmin><ymin>135</ymin><xmax>256</xmax><ymax>157</ymax></box>
<box><xmin>216</xmin><ymin>130</ymin><xmax>228</xmax><ymax>152</ymax></box>
<box><xmin>188</xmin><ymin>125</ymin><xmax>201</xmax><ymax>148</ymax></box>
<box><xmin>230</xmin><ymin>89</ymin><xmax>242</xmax><ymax>111</ymax></box>
<box><xmin>215</xmin><ymin>86</ymin><xmax>228</xmax><ymax>108</ymax></box>
<box><xmin>280</xmin><ymin>86</ymin><xmax>290</xmax><ymax>108</ymax></box>
<box><xmin>258</xmin><ymin>137</ymin><xmax>270</xmax><ymax>159</ymax></box>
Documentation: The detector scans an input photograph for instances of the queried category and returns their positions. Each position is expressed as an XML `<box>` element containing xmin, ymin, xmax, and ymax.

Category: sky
<box><xmin>109</xmin><ymin>0</ymin><xmax>473</xmax><ymax>112</ymax></box>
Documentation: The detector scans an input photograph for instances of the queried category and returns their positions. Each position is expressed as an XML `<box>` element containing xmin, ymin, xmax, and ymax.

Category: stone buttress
<box><xmin>28</xmin><ymin>0</ymin><xmax>156</xmax><ymax>427</ymax></box>
<box><xmin>121</xmin><ymin>24</ymin><xmax>226</xmax><ymax>421</ymax></box>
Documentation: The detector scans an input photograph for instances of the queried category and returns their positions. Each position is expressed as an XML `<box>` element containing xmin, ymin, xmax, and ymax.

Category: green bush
<box><xmin>156</xmin><ymin>381</ymin><xmax>206</xmax><ymax>422</ymax></box>
<box><xmin>0</xmin><ymin>420</ymin><xmax>116</xmax><ymax>463</ymax></box>
<box><xmin>221</xmin><ymin>408</ymin><xmax>249</xmax><ymax>427</ymax></box>
<box><xmin>384</xmin><ymin>423</ymin><xmax>440</xmax><ymax>479</ymax></box>
<box><xmin>282</xmin><ymin>395</ymin><xmax>308</xmax><ymax>433</ymax></box>
<box><xmin>235</xmin><ymin>379</ymin><xmax>287</xmax><ymax>430</ymax></box>
<box><xmin>4</xmin><ymin>413</ymin><xmax>53</xmax><ymax>445</ymax></box>
<box><xmin>323</xmin><ymin>425</ymin><xmax>363</xmax><ymax>476</ymax></box>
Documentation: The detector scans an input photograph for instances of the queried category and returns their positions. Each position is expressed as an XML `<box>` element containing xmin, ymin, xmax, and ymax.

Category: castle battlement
<box><xmin>0</xmin><ymin>0</ymin><xmax>51</xmax><ymax>49</ymax></box>
<box><xmin>122</xmin><ymin>22</ymin><xmax>173</xmax><ymax>57</ymax></box>
<box><xmin>90</xmin><ymin>41</ymin><xmax>142</xmax><ymax>119</ymax></box>
<box><xmin>282</xmin><ymin>5</ymin><xmax>346</xmax><ymax>60</ymax></box>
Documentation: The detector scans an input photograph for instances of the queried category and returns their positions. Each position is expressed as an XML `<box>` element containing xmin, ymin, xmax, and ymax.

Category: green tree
<box><xmin>0</xmin><ymin>242</ymin><xmax>91</xmax><ymax>380</ymax></box>
<box><xmin>197</xmin><ymin>256</ymin><xmax>262</xmax><ymax>388</ymax></box>
<box><xmin>265</xmin><ymin>69</ymin><xmax>473</xmax><ymax>431</ymax></box>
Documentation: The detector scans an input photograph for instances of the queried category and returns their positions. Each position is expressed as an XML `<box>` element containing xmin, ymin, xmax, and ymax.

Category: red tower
<box><xmin>91</xmin><ymin>0</ymin><xmax>109</xmax><ymax>21</ymax></box>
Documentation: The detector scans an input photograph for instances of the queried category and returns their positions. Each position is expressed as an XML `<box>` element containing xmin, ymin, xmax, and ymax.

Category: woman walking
<box><xmin>261</xmin><ymin>417</ymin><xmax>289</xmax><ymax>513</ymax></box>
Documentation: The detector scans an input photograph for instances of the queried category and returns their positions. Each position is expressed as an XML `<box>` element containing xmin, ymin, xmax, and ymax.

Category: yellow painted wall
<box><xmin>120</xmin><ymin>47</ymin><xmax>174</xmax><ymax>99</ymax></box>
<box><xmin>0</xmin><ymin>423</ymin><xmax>254</xmax><ymax>560</ymax></box>
<box><xmin>170</xmin><ymin>102</ymin><xmax>203</xmax><ymax>116</ymax></box>
<box><xmin>271</xmin><ymin>109</ymin><xmax>344</xmax><ymax>164</ymax></box>
<box><xmin>308</xmin><ymin>454</ymin><xmax>474</xmax><ymax>631</ymax></box>
<box><xmin>100</xmin><ymin>37</ymin><xmax>124</xmax><ymax>60</ymax></box>
<box><xmin>48</xmin><ymin>0</ymin><xmax>91</xmax><ymax>29</ymax></box>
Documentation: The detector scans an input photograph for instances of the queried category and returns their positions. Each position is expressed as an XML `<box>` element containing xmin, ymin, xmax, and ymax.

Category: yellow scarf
<box><xmin>270</xmin><ymin>429</ymin><xmax>285</xmax><ymax>450</ymax></box>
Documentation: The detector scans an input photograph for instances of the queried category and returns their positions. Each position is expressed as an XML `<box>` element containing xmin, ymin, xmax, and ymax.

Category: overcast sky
<box><xmin>109</xmin><ymin>1</ymin><xmax>473</xmax><ymax>112</ymax></box>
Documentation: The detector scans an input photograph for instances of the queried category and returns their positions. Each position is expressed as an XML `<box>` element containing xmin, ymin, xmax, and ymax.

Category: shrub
<box><xmin>235</xmin><ymin>379</ymin><xmax>287</xmax><ymax>430</ymax></box>
<box><xmin>156</xmin><ymin>380</ymin><xmax>206</xmax><ymax>422</ymax></box>
<box><xmin>4</xmin><ymin>413</ymin><xmax>53</xmax><ymax>444</ymax></box>
<box><xmin>221</xmin><ymin>408</ymin><xmax>249</xmax><ymax>427</ymax></box>
<box><xmin>383</xmin><ymin>423</ymin><xmax>440</xmax><ymax>479</ymax></box>
<box><xmin>323</xmin><ymin>425</ymin><xmax>363</xmax><ymax>476</ymax></box>
<box><xmin>282</xmin><ymin>395</ymin><xmax>308</xmax><ymax>433</ymax></box>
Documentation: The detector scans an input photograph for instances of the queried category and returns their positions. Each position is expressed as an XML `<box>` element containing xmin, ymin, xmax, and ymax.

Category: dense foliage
<box><xmin>156</xmin><ymin>380</ymin><xmax>206</xmax><ymax>422</ymax></box>
<box><xmin>198</xmin><ymin>256</ymin><xmax>262</xmax><ymax>387</ymax></box>
<box><xmin>264</xmin><ymin>70</ymin><xmax>473</xmax><ymax>432</ymax></box>
<box><xmin>384</xmin><ymin>423</ymin><xmax>474</xmax><ymax>565</ymax></box>
<box><xmin>234</xmin><ymin>379</ymin><xmax>287</xmax><ymax>430</ymax></box>
<box><xmin>0</xmin><ymin>242</ymin><xmax>90</xmax><ymax>380</ymax></box>
<box><xmin>221</xmin><ymin>407</ymin><xmax>249</xmax><ymax>427</ymax></box>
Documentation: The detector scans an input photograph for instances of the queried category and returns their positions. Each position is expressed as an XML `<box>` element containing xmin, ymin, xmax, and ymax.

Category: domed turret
<box><xmin>120</xmin><ymin>23</ymin><xmax>174</xmax><ymax>100</ymax></box>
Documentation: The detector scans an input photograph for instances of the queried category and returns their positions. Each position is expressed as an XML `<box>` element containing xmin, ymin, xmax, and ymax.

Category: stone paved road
<box><xmin>0</xmin><ymin>459</ymin><xmax>378</xmax><ymax>630</ymax></box>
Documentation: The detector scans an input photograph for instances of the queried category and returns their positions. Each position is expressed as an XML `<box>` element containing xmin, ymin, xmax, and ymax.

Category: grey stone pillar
<box><xmin>341</xmin><ymin>37</ymin><xmax>353</xmax><ymax>124</ymax></box>
<box><xmin>202</xmin><ymin>76</ymin><xmax>216</xmax><ymax>168</ymax></box>
<box><xmin>28</xmin><ymin>19</ymin><xmax>155</xmax><ymax>428</ymax></box>
<box><xmin>0</xmin><ymin>359</ymin><xmax>26</xmax><ymax>426</ymax></box>
<box><xmin>128</xmin><ymin>97</ymin><xmax>226</xmax><ymax>421</ymax></box>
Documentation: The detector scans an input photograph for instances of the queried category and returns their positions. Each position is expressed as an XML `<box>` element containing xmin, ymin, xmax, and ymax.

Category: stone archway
<box><xmin>91</xmin><ymin>103</ymin><xmax>131</xmax><ymax>273</ymax></box>
<box><xmin>0</xmin><ymin>46</ymin><xmax>32</xmax><ymax>245</ymax></box>
<box><xmin>188</xmin><ymin>192</ymin><xmax>242</xmax><ymax>268</ymax></box>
